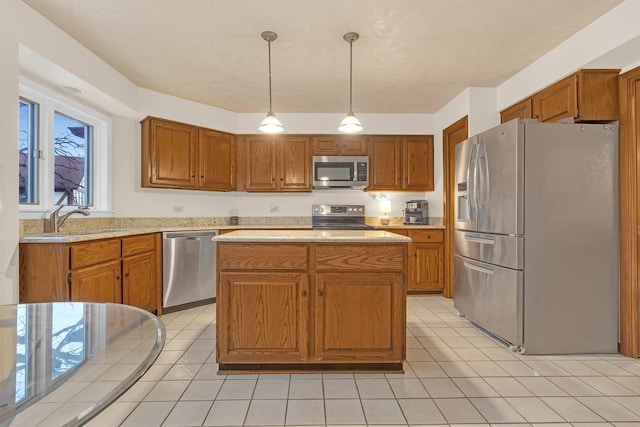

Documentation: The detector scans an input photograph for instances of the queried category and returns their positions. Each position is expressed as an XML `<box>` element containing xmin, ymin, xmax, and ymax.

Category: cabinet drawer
<box><xmin>122</xmin><ymin>233</ymin><xmax>156</xmax><ymax>257</ymax></box>
<box><xmin>219</xmin><ymin>244</ymin><xmax>308</xmax><ymax>270</ymax></box>
<box><xmin>315</xmin><ymin>245</ymin><xmax>405</xmax><ymax>270</ymax></box>
<box><xmin>69</xmin><ymin>239</ymin><xmax>121</xmax><ymax>269</ymax></box>
<box><xmin>408</xmin><ymin>230</ymin><xmax>443</xmax><ymax>243</ymax></box>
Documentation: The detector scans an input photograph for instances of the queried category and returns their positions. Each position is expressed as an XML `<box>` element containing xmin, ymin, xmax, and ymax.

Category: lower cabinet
<box><xmin>70</xmin><ymin>260</ymin><xmax>122</xmax><ymax>304</ymax></box>
<box><xmin>20</xmin><ymin>233</ymin><xmax>162</xmax><ymax>314</ymax></box>
<box><xmin>218</xmin><ymin>272</ymin><xmax>309</xmax><ymax>363</ymax></box>
<box><xmin>216</xmin><ymin>242</ymin><xmax>406</xmax><ymax>370</ymax></box>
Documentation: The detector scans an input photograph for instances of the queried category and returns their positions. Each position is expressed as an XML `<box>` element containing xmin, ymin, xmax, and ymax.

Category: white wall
<box><xmin>1</xmin><ymin>0</ymin><xmax>20</xmax><ymax>304</ymax></box>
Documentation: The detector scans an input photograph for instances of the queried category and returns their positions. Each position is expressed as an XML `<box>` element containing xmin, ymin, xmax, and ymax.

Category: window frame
<box><xmin>18</xmin><ymin>76</ymin><xmax>112</xmax><ymax>218</ymax></box>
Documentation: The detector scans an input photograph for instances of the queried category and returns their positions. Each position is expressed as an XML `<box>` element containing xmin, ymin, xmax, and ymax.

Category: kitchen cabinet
<box><xmin>369</xmin><ymin>135</ymin><xmax>434</xmax><ymax>191</ymax></box>
<box><xmin>216</xmin><ymin>240</ymin><xmax>406</xmax><ymax>371</ymax></box>
<box><xmin>19</xmin><ymin>233</ymin><xmax>162</xmax><ymax>314</ymax></box>
<box><xmin>500</xmin><ymin>69</ymin><xmax>620</xmax><ymax>124</ymax></box>
<box><xmin>198</xmin><ymin>128</ymin><xmax>236</xmax><ymax>191</ymax></box>
<box><xmin>312</xmin><ymin>135</ymin><xmax>367</xmax><ymax>155</ymax></box>
<box><xmin>500</xmin><ymin>98</ymin><xmax>533</xmax><ymax>123</ymax></box>
<box><xmin>380</xmin><ymin>229</ymin><xmax>445</xmax><ymax>292</ymax></box>
<box><xmin>141</xmin><ymin>117</ymin><xmax>236</xmax><ymax>191</ymax></box>
<box><xmin>244</xmin><ymin>135</ymin><xmax>311</xmax><ymax>192</ymax></box>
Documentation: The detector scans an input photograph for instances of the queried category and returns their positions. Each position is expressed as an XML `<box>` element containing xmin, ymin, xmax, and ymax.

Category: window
<box><xmin>18</xmin><ymin>77</ymin><xmax>111</xmax><ymax>216</ymax></box>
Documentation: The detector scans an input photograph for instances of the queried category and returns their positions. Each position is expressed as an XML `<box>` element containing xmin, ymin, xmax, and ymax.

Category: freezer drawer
<box><xmin>454</xmin><ymin>230</ymin><xmax>523</xmax><ymax>270</ymax></box>
<box><xmin>454</xmin><ymin>254</ymin><xmax>523</xmax><ymax>347</ymax></box>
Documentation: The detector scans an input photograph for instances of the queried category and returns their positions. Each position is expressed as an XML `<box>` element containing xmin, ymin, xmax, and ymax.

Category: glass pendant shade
<box><xmin>259</xmin><ymin>110</ymin><xmax>284</xmax><ymax>134</ymax></box>
<box><xmin>338</xmin><ymin>111</ymin><xmax>363</xmax><ymax>134</ymax></box>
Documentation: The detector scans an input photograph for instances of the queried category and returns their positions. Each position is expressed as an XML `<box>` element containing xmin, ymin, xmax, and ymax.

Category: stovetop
<box><xmin>311</xmin><ymin>204</ymin><xmax>373</xmax><ymax>230</ymax></box>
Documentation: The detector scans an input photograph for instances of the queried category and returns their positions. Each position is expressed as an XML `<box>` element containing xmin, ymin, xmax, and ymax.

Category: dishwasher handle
<box><xmin>163</xmin><ymin>230</ymin><xmax>219</xmax><ymax>240</ymax></box>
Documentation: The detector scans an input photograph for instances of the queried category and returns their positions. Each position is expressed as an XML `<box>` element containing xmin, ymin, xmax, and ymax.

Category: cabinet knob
<box><xmin>301</xmin><ymin>290</ymin><xmax>308</xmax><ymax>297</ymax></box>
<box><xmin>317</xmin><ymin>290</ymin><xmax>324</xmax><ymax>297</ymax></box>
<box><xmin>116</xmin><ymin>275</ymin><xmax>122</xmax><ymax>281</ymax></box>
<box><xmin>200</xmin><ymin>175</ymin><xmax>204</xmax><ymax>179</ymax></box>
<box><xmin>125</xmin><ymin>272</ymin><xmax>130</xmax><ymax>278</ymax></box>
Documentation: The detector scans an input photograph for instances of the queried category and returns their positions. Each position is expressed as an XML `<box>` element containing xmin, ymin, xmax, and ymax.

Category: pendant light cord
<box><xmin>348</xmin><ymin>39</ymin><xmax>353</xmax><ymax>114</ymax></box>
<box><xmin>267</xmin><ymin>39</ymin><xmax>273</xmax><ymax>112</ymax></box>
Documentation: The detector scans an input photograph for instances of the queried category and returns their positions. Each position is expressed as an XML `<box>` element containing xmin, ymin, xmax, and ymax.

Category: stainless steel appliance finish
<box><xmin>312</xmin><ymin>156</ymin><xmax>369</xmax><ymax>189</ymax></box>
<box><xmin>312</xmin><ymin>204</ymin><xmax>374</xmax><ymax>229</ymax></box>
<box><xmin>404</xmin><ymin>200</ymin><xmax>429</xmax><ymax>225</ymax></box>
<box><xmin>454</xmin><ymin>119</ymin><xmax>619</xmax><ymax>354</ymax></box>
<box><xmin>163</xmin><ymin>230</ymin><xmax>218</xmax><ymax>312</ymax></box>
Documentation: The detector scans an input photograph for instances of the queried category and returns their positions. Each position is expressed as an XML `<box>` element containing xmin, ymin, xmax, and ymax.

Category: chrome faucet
<box><xmin>45</xmin><ymin>205</ymin><xmax>91</xmax><ymax>233</ymax></box>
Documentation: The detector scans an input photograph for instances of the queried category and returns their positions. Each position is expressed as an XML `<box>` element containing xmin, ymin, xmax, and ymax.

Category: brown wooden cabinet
<box><xmin>379</xmin><ymin>228</ymin><xmax>445</xmax><ymax>292</ymax></box>
<box><xmin>216</xmin><ymin>241</ymin><xmax>406</xmax><ymax>371</ymax></box>
<box><xmin>20</xmin><ymin>233</ymin><xmax>162</xmax><ymax>314</ymax></box>
<box><xmin>408</xmin><ymin>230</ymin><xmax>444</xmax><ymax>292</ymax></box>
<box><xmin>244</xmin><ymin>135</ymin><xmax>311</xmax><ymax>192</ymax></box>
<box><xmin>500</xmin><ymin>98</ymin><xmax>533</xmax><ymax>123</ymax></box>
<box><xmin>141</xmin><ymin>117</ymin><xmax>236</xmax><ymax>191</ymax></box>
<box><xmin>312</xmin><ymin>135</ymin><xmax>367</xmax><ymax>155</ymax></box>
<box><xmin>198</xmin><ymin>128</ymin><xmax>236</xmax><ymax>191</ymax></box>
<box><xmin>500</xmin><ymin>69</ymin><xmax>620</xmax><ymax>124</ymax></box>
<box><xmin>369</xmin><ymin>135</ymin><xmax>434</xmax><ymax>191</ymax></box>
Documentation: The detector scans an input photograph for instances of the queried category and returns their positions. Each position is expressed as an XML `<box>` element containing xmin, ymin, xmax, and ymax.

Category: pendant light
<box><xmin>259</xmin><ymin>31</ymin><xmax>284</xmax><ymax>134</ymax></box>
<box><xmin>338</xmin><ymin>32</ymin><xmax>363</xmax><ymax>134</ymax></box>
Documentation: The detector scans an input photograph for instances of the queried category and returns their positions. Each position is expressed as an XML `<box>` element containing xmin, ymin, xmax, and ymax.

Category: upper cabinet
<box><xmin>141</xmin><ymin>117</ymin><xmax>197</xmax><ymax>189</ymax></box>
<box><xmin>501</xmin><ymin>69</ymin><xmax>620</xmax><ymax>124</ymax></box>
<box><xmin>244</xmin><ymin>135</ymin><xmax>312</xmax><ymax>192</ymax></box>
<box><xmin>369</xmin><ymin>135</ymin><xmax>434</xmax><ymax>191</ymax></box>
<box><xmin>141</xmin><ymin>117</ymin><xmax>236</xmax><ymax>191</ymax></box>
<box><xmin>312</xmin><ymin>135</ymin><xmax>367</xmax><ymax>156</ymax></box>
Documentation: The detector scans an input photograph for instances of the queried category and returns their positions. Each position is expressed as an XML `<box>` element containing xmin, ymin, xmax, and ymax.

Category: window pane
<box><xmin>53</xmin><ymin>112</ymin><xmax>93</xmax><ymax>206</ymax></box>
<box><xmin>18</xmin><ymin>98</ymin><xmax>39</xmax><ymax>204</ymax></box>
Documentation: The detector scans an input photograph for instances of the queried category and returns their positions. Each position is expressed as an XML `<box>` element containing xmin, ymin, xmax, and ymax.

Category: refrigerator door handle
<box><xmin>477</xmin><ymin>142</ymin><xmax>489</xmax><ymax>208</ymax></box>
<box><xmin>463</xmin><ymin>260</ymin><xmax>495</xmax><ymax>275</ymax></box>
<box><xmin>464</xmin><ymin>235</ymin><xmax>495</xmax><ymax>245</ymax></box>
<box><xmin>468</xmin><ymin>143</ymin><xmax>478</xmax><ymax>217</ymax></box>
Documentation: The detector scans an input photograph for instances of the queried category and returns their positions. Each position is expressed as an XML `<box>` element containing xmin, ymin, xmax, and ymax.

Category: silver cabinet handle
<box><xmin>464</xmin><ymin>235</ymin><xmax>495</xmax><ymax>245</ymax></box>
<box><xmin>463</xmin><ymin>261</ymin><xmax>494</xmax><ymax>275</ymax></box>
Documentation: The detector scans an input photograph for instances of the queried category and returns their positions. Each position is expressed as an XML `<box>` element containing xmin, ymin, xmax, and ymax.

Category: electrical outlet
<box><xmin>173</xmin><ymin>206</ymin><xmax>184</xmax><ymax>213</ymax></box>
<box><xmin>270</xmin><ymin>205</ymin><xmax>280</xmax><ymax>213</ymax></box>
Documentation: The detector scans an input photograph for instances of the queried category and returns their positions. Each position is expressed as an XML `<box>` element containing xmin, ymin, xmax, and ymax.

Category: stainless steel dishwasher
<box><xmin>162</xmin><ymin>230</ymin><xmax>218</xmax><ymax>312</ymax></box>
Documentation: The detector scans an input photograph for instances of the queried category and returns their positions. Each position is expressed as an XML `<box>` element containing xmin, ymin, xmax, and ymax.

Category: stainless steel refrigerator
<box><xmin>454</xmin><ymin>119</ymin><xmax>619</xmax><ymax>354</ymax></box>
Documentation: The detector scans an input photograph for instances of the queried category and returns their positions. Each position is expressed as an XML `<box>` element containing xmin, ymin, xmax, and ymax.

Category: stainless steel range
<box><xmin>312</xmin><ymin>204</ymin><xmax>374</xmax><ymax>230</ymax></box>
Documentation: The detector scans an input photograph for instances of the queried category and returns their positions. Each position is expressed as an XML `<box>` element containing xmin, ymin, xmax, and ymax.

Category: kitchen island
<box><xmin>214</xmin><ymin>230</ymin><xmax>411</xmax><ymax>373</ymax></box>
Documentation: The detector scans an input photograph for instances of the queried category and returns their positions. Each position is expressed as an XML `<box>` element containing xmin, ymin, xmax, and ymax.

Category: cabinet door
<box><xmin>402</xmin><ymin>136</ymin><xmax>434</xmax><ymax>191</ymax></box>
<box><xmin>369</xmin><ymin>136</ymin><xmax>402</xmax><ymax>190</ymax></box>
<box><xmin>70</xmin><ymin>260</ymin><xmax>122</xmax><ymax>303</ymax></box>
<box><xmin>409</xmin><ymin>243</ymin><xmax>444</xmax><ymax>291</ymax></box>
<box><xmin>217</xmin><ymin>272</ymin><xmax>309</xmax><ymax>363</ymax></box>
<box><xmin>315</xmin><ymin>272</ymin><xmax>405</xmax><ymax>362</ymax></box>
<box><xmin>341</xmin><ymin>135</ymin><xmax>367</xmax><ymax>155</ymax></box>
<box><xmin>199</xmin><ymin>128</ymin><xmax>236</xmax><ymax>191</ymax></box>
<box><xmin>532</xmin><ymin>74</ymin><xmax>577</xmax><ymax>123</ymax></box>
<box><xmin>312</xmin><ymin>136</ymin><xmax>340</xmax><ymax>155</ymax></box>
<box><xmin>122</xmin><ymin>252</ymin><xmax>157</xmax><ymax>313</ymax></box>
<box><xmin>279</xmin><ymin>136</ymin><xmax>311</xmax><ymax>191</ymax></box>
<box><xmin>143</xmin><ymin>118</ymin><xmax>197</xmax><ymax>188</ymax></box>
<box><xmin>245</xmin><ymin>135</ymin><xmax>277</xmax><ymax>191</ymax></box>
<box><xmin>501</xmin><ymin>98</ymin><xmax>533</xmax><ymax>123</ymax></box>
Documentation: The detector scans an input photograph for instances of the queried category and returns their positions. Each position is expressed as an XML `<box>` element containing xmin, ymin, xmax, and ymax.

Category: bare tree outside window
<box><xmin>53</xmin><ymin>112</ymin><xmax>93</xmax><ymax>206</ymax></box>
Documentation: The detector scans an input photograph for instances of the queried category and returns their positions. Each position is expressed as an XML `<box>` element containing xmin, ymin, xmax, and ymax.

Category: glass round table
<box><xmin>0</xmin><ymin>302</ymin><xmax>165</xmax><ymax>426</ymax></box>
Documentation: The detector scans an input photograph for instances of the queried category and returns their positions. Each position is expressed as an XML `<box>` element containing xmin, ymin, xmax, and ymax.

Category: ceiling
<box><xmin>23</xmin><ymin>0</ymin><xmax>623</xmax><ymax>114</ymax></box>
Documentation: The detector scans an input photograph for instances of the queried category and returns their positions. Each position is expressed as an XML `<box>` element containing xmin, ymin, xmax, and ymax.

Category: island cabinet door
<box><xmin>314</xmin><ymin>272</ymin><xmax>405</xmax><ymax>362</ymax></box>
<box><xmin>217</xmin><ymin>272</ymin><xmax>310</xmax><ymax>363</ymax></box>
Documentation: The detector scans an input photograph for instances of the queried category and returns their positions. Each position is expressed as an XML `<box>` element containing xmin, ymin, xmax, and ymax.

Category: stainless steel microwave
<box><xmin>312</xmin><ymin>156</ymin><xmax>369</xmax><ymax>189</ymax></box>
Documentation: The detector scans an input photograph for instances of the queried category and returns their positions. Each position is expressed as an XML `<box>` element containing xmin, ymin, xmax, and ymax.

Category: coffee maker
<box><xmin>404</xmin><ymin>200</ymin><xmax>429</xmax><ymax>225</ymax></box>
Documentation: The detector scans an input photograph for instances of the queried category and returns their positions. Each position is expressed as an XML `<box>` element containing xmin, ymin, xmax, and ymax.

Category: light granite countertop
<box><xmin>214</xmin><ymin>229</ymin><xmax>412</xmax><ymax>243</ymax></box>
<box><xmin>19</xmin><ymin>217</ymin><xmax>443</xmax><ymax>243</ymax></box>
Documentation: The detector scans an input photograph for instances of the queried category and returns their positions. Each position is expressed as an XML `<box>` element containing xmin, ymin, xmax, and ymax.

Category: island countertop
<box><xmin>213</xmin><ymin>229</ymin><xmax>412</xmax><ymax>243</ymax></box>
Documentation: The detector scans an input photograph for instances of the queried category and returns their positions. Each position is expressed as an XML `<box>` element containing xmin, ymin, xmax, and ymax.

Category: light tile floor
<box><xmin>86</xmin><ymin>296</ymin><xmax>640</xmax><ymax>426</ymax></box>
